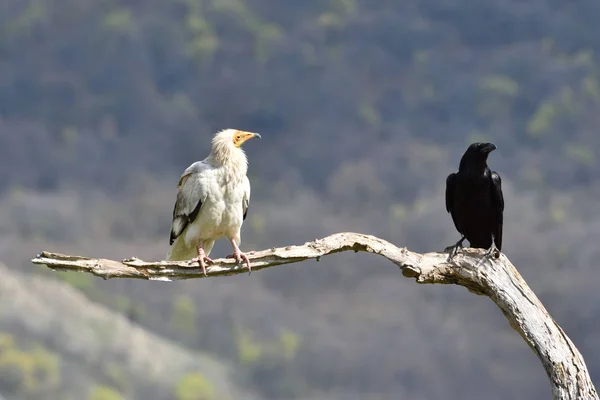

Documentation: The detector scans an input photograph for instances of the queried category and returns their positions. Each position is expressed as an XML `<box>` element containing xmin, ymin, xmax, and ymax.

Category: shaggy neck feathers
<box><xmin>208</xmin><ymin>132</ymin><xmax>248</xmax><ymax>179</ymax></box>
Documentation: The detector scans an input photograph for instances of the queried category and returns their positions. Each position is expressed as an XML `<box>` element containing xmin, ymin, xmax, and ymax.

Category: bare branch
<box><xmin>32</xmin><ymin>232</ymin><xmax>598</xmax><ymax>400</ymax></box>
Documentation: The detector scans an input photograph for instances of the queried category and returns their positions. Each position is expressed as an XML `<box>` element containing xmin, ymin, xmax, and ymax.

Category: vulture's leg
<box><xmin>444</xmin><ymin>236</ymin><xmax>466</xmax><ymax>258</ymax></box>
<box><xmin>226</xmin><ymin>239</ymin><xmax>252</xmax><ymax>275</ymax></box>
<box><xmin>191</xmin><ymin>243</ymin><xmax>213</xmax><ymax>277</ymax></box>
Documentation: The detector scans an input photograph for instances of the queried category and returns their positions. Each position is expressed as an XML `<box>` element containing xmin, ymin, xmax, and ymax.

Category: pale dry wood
<box><xmin>32</xmin><ymin>232</ymin><xmax>598</xmax><ymax>400</ymax></box>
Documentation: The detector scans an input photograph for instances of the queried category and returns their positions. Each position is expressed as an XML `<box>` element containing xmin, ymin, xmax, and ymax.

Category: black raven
<box><xmin>445</xmin><ymin>142</ymin><xmax>504</xmax><ymax>256</ymax></box>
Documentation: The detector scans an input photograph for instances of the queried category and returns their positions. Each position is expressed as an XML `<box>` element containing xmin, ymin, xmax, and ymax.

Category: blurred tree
<box><xmin>174</xmin><ymin>373</ymin><xmax>216</xmax><ymax>400</ymax></box>
<box><xmin>170</xmin><ymin>295</ymin><xmax>197</xmax><ymax>337</ymax></box>
<box><xmin>88</xmin><ymin>386</ymin><xmax>125</xmax><ymax>400</ymax></box>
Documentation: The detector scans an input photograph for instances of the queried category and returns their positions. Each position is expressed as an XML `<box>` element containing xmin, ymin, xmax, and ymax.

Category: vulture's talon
<box><xmin>191</xmin><ymin>256</ymin><xmax>212</xmax><ymax>276</ymax></box>
<box><xmin>227</xmin><ymin>251</ymin><xmax>252</xmax><ymax>275</ymax></box>
<box><xmin>192</xmin><ymin>246</ymin><xmax>213</xmax><ymax>277</ymax></box>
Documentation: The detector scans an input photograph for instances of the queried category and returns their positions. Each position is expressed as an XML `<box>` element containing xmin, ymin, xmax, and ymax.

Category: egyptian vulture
<box><xmin>166</xmin><ymin>129</ymin><xmax>261</xmax><ymax>276</ymax></box>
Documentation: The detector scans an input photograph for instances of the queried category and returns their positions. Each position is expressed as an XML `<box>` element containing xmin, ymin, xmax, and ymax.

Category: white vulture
<box><xmin>166</xmin><ymin>129</ymin><xmax>261</xmax><ymax>276</ymax></box>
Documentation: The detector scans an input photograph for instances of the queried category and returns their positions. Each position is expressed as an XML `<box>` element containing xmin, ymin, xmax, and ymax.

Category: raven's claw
<box><xmin>445</xmin><ymin>237</ymin><xmax>466</xmax><ymax>258</ymax></box>
<box><xmin>484</xmin><ymin>243</ymin><xmax>501</xmax><ymax>259</ymax></box>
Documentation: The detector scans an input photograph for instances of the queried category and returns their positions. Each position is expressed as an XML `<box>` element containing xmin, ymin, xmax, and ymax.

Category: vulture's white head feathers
<box><xmin>210</xmin><ymin>129</ymin><xmax>261</xmax><ymax>167</ymax></box>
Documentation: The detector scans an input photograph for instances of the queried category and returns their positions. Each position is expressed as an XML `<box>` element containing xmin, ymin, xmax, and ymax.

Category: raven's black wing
<box><xmin>490</xmin><ymin>171</ymin><xmax>504</xmax><ymax>251</ymax></box>
<box><xmin>445</xmin><ymin>173</ymin><xmax>461</xmax><ymax>233</ymax></box>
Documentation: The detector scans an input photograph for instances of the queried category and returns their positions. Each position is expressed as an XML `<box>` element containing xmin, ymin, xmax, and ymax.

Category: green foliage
<box><xmin>88</xmin><ymin>386</ymin><xmax>125</xmax><ymax>400</ymax></box>
<box><xmin>548</xmin><ymin>203</ymin><xmax>567</xmax><ymax>224</ymax></box>
<box><xmin>558</xmin><ymin>86</ymin><xmax>577</xmax><ymax>116</ymax></box>
<box><xmin>61</xmin><ymin>126</ymin><xmax>80</xmax><ymax>146</ymax></box>
<box><xmin>210</xmin><ymin>0</ymin><xmax>283</xmax><ymax>62</ymax></box>
<box><xmin>318</xmin><ymin>0</ymin><xmax>357</xmax><ymax>28</ymax></box>
<box><xmin>0</xmin><ymin>334</ymin><xmax>15</xmax><ymax>352</ymax></box>
<box><xmin>359</xmin><ymin>101</ymin><xmax>381</xmax><ymax>128</ymax></box>
<box><xmin>413</xmin><ymin>50</ymin><xmax>430</xmax><ymax>65</ymax></box>
<box><xmin>527</xmin><ymin>101</ymin><xmax>557</xmax><ymax>137</ymax></box>
<box><xmin>174</xmin><ymin>373</ymin><xmax>216</xmax><ymax>400</ymax></box>
<box><xmin>0</xmin><ymin>338</ymin><xmax>60</xmax><ymax>397</ymax></box>
<box><xmin>479</xmin><ymin>75</ymin><xmax>520</xmax><ymax>97</ymax></box>
<box><xmin>103</xmin><ymin>8</ymin><xmax>136</xmax><ymax>35</ymax></box>
<box><xmin>331</xmin><ymin>0</ymin><xmax>358</xmax><ymax>16</ymax></box>
<box><xmin>56</xmin><ymin>270</ymin><xmax>95</xmax><ymax>291</ymax></box>
<box><xmin>170</xmin><ymin>295</ymin><xmax>197</xmax><ymax>336</ymax></box>
<box><xmin>254</xmin><ymin>24</ymin><xmax>284</xmax><ymax>63</ymax></box>
<box><xmin>104</xmin><ymin>364</ymin><xmax>133</xmax><ymax>395</ymax></box>
<box><xmin>581</xmin><ymin>75</ymin><xmax>600</xmax><ymax>101</ymax></box>
<box><xmin>6</xmin><ymin>1</ymin><xmax>46</xmax><ymax>35</ymax></box>
<box><xmin>236</xmin><ymin>328</ymin><xmax>301</xmax><ymax>365</ymax></box>
<box><xmin>278</xmin><ymin>330</ymin><xmax>300</xmax><ymax>360</ymax></box>
<box><xmin>571</xmin><ymin>49</ymin><xmax>594</xmax><ymax>68</ymax></box>
<box><xmin>233</xmin><ymin>328</ymin><xmax>307</xmax><ymax>398</ymax></box>
<box><xmin>210</xmin><ymin>0</ymin><xmax>250</xmax><ymax>15</ymax></box>
<box><xmin>477</xmin><ymin>75</ymin><xmax>519</xmax><ymax>119</ymax></box>
<box><xmin>565</xmin><ymin>144</ymin><xmax>595</xmax><ymax>167</ymax></box>
<box><xmin>184</xmin><ymin>14</ymin><xmax>219</xmax><ymax>63</ymax></box>
<box><xmin>317</xmin><ymin>13</ymin><xmax>344</xmax><ymax>29</ymax></box>
<box><xmin>236</xmin><ymin>328</ymin><xmax>263</xmax><ymax>364</ymax></box>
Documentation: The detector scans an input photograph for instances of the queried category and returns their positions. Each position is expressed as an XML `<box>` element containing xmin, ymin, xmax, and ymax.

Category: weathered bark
<box><xmin>32</xmin><ymin>232</ymin><xmax>598</xmax><ymax>400</ymax></box>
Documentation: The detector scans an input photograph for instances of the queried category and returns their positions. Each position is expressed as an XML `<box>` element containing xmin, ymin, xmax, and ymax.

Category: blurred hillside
<box><xmin>0</xmin><ymin>263</ymin><xmax>257</xmax><ymax>400</ymax></box>
<box><xmin>1</xmin><ymin>0</ymin><xmax>600</xmax><ymax>399</ymax></box>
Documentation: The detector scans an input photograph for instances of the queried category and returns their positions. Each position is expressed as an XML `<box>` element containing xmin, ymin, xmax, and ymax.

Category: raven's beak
<box><xmin>482</xmin><ymin>143</ymin><xmax>497</xmax><ymax>153</ymax></box>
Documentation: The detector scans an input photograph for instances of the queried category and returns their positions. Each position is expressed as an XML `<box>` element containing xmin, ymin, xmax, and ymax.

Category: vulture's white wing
<box><xmin>242</xmin><ymin>175</ymin><xmax>251</xmax><ymax>221</ymax></box>
<box><xmin>169</xmin><ymin>161</ymin><xmax>210</xmax><ymax>245</ymax></box>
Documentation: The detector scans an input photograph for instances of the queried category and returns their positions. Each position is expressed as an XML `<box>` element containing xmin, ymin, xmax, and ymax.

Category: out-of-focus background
<box><xmin>1</xmin><ymin>0</ymin><xmax>599</xmax><ymax>399</ymax></box>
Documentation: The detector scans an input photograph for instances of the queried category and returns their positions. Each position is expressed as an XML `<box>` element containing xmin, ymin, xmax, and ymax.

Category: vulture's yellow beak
<box><xmin>233</xmin><ymin>130</ymin><xmax>261</xmax><ymax>148</ymax></box>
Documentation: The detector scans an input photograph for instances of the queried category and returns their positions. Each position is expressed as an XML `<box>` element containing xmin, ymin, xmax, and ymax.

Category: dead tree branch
<box><xmin>32</xmin><ymin>232</ymin><xmax>598</xmax><ymax>400</ymax></box>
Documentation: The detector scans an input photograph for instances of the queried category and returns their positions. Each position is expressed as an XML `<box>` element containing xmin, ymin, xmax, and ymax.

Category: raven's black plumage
<box><xmin>445</xmin><ymin>142</ymin><xmax>504</xmax><ymax>252</ymax></box>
